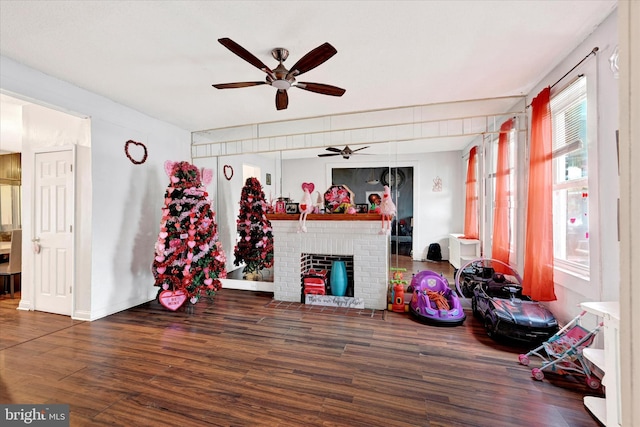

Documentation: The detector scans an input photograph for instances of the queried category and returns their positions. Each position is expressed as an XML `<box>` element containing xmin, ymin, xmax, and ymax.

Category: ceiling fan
<box><xmin>212</xmin><ymin>38</ymin><xmax>346</xmax><ymax>111</ymax></box>
<box><xmin>318</xmin><ymin>145</ymin><xmax>370</xmax><ymax>159</ymax></box>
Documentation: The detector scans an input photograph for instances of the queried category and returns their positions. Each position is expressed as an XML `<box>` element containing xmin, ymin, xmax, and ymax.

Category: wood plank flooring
<box><xmin>1</xmin><ymin>284</ymin><xmax>602</xmax><ymax>426</ymax></box>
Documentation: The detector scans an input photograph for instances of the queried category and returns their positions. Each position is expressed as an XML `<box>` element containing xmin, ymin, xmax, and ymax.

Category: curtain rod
<box><xmin>526</xmin><ymin>46</ymin><xmax>599</xmax><ymax>108</ymax></box>
<box><xmin>550</xmin><ymin>46</ymin><xmax>599</xmax><ymax>89</ymax></box>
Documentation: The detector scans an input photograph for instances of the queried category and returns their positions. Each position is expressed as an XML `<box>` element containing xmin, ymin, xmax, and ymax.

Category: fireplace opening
<box><xmin>301</xmin><ymin>253</ymin><xmax>354</xmax><ymax>301</ymax></box>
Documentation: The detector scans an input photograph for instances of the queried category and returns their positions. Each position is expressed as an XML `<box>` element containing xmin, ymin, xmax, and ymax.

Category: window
<box><xmin>551</xmin><ymin>77</ymin><xmax>589</xmax><ymax>272</ymax></box>
<box><xmin>507</xmin><ymin>128</ymin><xmax>517</xmax><ymax>255</ymax></box>
<box><xmin>486</xmin><ymin>121</ymin><xmax>517</xmax><ymax>259</ymax></box>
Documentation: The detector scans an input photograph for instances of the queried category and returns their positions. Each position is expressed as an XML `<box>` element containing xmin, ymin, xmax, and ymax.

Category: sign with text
<box><xmin>1</xmin><ymin>404</ymin><xmax>69</xmax><ymax>426</ymax></box>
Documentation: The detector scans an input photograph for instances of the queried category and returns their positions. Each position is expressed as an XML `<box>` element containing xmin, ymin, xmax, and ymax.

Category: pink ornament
<box><xmin>156</xmin><ymin>266</ymin><xmax>166</xmax><ymax>274</ymax></box>
<box><xmin>187</xmin><ymin>241</ymin><xmax>196</xmax><ymax>248</ymax></box>
<box><xmin>155</xmin><ymin>255</ymin><xmax>165</xmax><ymax>262</ymax></box>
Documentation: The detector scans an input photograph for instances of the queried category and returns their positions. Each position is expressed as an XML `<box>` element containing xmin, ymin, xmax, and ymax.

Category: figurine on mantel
<box><xmin>315</xmin><ymin>191</ymin><xmax>324</xmax><ymax>214</ymax></box>
<box><xmin>379</xmin><ymin>185</ymin><xmax>396</xmax><ymax>234</ymax></box>
<box><xmin>298</xmin><ymin>182</ymin><xmax>315</xmax><ymax>233</ymax></box>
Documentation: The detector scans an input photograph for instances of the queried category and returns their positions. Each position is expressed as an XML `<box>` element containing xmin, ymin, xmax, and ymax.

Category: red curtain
<box><xmin>492</xmin><ymin>119</ymin><xmax>514</xmax><ymax>273</ymax></box>
<box><xmin>463</xmin><ymin>146</ymin><xmax>478</xmax><ymax>239</ymax></box>
<box><xmin>523</xmin><ymin>88</ymin><xmax>556</xmax><ymax>301</ymax></box>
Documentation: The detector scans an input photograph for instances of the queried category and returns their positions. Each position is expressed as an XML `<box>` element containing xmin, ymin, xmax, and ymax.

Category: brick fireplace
<box><xmin>269</xmin><ymin>215</ymin><xmax>389</xmax><ymax>309</ymax></box>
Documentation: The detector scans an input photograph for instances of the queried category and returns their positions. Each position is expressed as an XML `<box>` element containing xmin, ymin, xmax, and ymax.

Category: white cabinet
<box><xmin>580</xmin><ymin>301</ymin><xmax>621</xmax><ymax>427</ymax></box>
<box><xmin>448</xmin><ymin>233</ymin><xmax>480</xmax><ymax>270</ymax></box>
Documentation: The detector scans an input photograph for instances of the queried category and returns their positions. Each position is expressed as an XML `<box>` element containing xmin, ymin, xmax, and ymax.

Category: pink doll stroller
<box><xmin>517</xmin><ymin>310</ymin><xmax>602</xmax><ymax>389</ymax></box>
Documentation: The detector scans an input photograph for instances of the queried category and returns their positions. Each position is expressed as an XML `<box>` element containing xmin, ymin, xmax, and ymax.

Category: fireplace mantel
<box><xmin>267</xmin><ymin>213</ymin><xmax>382</xmax><ymax>221</ymax></box>
<box><xmin>270</xmin><ymin>217</ymin><xmax>389</xmax><ymax>309</ymax></box>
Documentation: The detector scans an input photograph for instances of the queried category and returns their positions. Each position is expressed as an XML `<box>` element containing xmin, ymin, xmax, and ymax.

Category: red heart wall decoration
<box><xmin>159</xmin><ymin>289</ymin><xmax>187</xmax><ymax>311</ymax></box>
<box><xmin>301</xmin><ymin>182</ymin><xmax>315</xmax><ymax>193</ymax></box>
<box><xmin>124</xmin><ymin>140</ymin><xmax>148</xmax><ymax>165</ymax></box>
<box><xmin>223</xmin><ymin>165</ymin><xmax>234</xmax><ymax>180</ymax></box>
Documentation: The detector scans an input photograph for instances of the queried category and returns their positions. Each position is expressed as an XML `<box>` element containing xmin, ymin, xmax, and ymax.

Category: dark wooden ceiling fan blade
<box><xmin>295</xmin><ymin>82</ymin><xmax>346</xmax><ymax>97</ymax></box>
<box><xmin>318</xmin><ymin>153</ymin><xmax>341</xmax><ymax>157</ymax></box>
<box><xmin>325</xmin><ymin>147</ymin><xmax>342</xmax><ymax>152</ymax></box>
<box><xmin>218</xmin><ymin>38</ymin><xmax>274</xmax><ymax>76</ymax></box>
<box><xmin>351</xmin><ymin>146</ymin><xmax>370</xmax><ymax>152</ymax></box>
<box><xmin>212</xmin><ymin>82</ymin><xmax>267</xmax><ymax>89</ymax></box>
<box><xmin>286</xmin><ymin>43</ymin><xmax>337</xmax><ymax>78</ymax></box>
<box><xmin>275</xmin><ymin>90</ymin><xmax>288</xmax><ymax>110</ymax></box>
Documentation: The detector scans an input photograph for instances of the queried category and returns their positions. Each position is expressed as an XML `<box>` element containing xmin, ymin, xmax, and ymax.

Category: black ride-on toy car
<box><xmin>456</xmin><ymin>258</ymin><xmax>559</xmax><ymax>344</ymax></box>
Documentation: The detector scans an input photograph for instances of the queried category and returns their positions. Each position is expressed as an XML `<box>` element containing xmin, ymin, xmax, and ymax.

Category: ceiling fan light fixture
<box><xmin>367</xmin><ymin>168</ymin><xmax>379</xmax><ymax>184</ymax></box>
<box><xmin>213</xmin><ymin>38</ymin><xmax>345</xmax><ymax>111</ymax></box>
<box><xmin>272</xmin><ymin>80</ymin><xmax>291</xmax><ymax>90</ymax></box>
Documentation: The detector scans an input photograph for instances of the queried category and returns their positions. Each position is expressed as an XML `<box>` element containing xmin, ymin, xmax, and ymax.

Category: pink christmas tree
<box><xmin>152</xmin><ymin>161</ymin><xmax>226</xmax><ymax>306</ymax></box>
<box><xmin>234</xmin><ymin>177</ymin><xmax>274</xmax><ymax>276</ymax></box>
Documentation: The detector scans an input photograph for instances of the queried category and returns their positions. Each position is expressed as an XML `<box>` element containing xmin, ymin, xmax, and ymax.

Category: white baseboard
<box><xmin>220</xmin><ymin>278</ymin><xmax>274</xmax><ymax>292</ymax></box>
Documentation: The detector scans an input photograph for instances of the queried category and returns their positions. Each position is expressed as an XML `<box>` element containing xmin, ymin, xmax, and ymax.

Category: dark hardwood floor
<box><xmin>1</xmin><ymin>285</ymin><xmax>602</xmax><ymax>426</ymax></box>
<box><xmin>391</xmin><ymin>255</ymin><xmax>456</xmax><ymax>282</ymax></box>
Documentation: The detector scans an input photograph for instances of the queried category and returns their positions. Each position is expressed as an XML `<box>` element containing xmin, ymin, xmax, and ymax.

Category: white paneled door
<box><xmin>33</xmin><ymin>149</ymin><xmax>74</xmax><ymax>315</ymax></box>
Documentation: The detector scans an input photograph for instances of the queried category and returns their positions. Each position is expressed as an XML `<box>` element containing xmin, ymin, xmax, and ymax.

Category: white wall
<box><xmin>0</xmin><ymin>101</ymin><xmax>22</xmax><ymax>153</ymax></box>
<box><xmin>522</xmin><ymin>9</ymin><xmax>619</xmax><ymax>325</ymax></box>
<box><xmin>1</xmin><ymin>55</ymin><xmax>191</xmax><ymax>320</ymax></box>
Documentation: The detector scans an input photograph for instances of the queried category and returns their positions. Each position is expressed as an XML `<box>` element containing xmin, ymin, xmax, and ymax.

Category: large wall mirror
<box><xmin>191</xmin><ymin>97</ymin><xmax>527</xmax><ymax>282</ymax></box>
<box><xmin>193</xmin><ymin>138</ymin><xmax>473</xmax><ymax>280</ymax></box>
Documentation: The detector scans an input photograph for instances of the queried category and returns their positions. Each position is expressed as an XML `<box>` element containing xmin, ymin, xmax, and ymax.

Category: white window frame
<box><xmin>485</xmin><ymin>123</ymin><xmax>517</xmax><ymax>262</ymax></box>
<box><xmin>550</xmin><ymin>74</ymin><xmax>599</xmax><ymax>285</ymax></box>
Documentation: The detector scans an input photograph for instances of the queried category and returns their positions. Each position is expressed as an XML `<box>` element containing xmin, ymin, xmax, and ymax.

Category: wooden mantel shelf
<box><xmin>267</xmin><ymin>213</ymin><xmax>382</xmax><ymax>221</ymax></box>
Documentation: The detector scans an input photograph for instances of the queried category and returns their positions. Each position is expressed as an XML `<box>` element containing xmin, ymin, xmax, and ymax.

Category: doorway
<box><xmin>1</xmin><ymin>93</ymin><xmax>89</xmax><ymax>317</ymax></box>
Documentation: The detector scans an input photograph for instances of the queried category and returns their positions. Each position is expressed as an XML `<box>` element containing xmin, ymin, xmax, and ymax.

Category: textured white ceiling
<box><xmin>0</xmin><ymin>1</ymin><xmax>616</xmax><ymax>133</ymax></box>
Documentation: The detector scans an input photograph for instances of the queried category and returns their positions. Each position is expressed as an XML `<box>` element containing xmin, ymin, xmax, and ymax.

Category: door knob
<box><xmin>32</xmin><ymin>237</ymin><xmax>41</xmax><ymax>254</ymax></box>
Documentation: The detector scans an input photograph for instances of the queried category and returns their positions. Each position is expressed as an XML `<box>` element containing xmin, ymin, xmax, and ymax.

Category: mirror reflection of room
<box><xmin>332</xmin><ymin>167</ymin><xmax>413</xmax><ymax>256</ymax></box>
<box><xmin>192</xmin><ymin>97</ymin><xmax>526</xmax><ymax>288</ymax></box>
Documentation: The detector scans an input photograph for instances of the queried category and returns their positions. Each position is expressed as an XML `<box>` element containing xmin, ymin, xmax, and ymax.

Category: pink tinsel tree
<box><xmin>152</xmin><ymin>161</ymin><xmax>226</xmax><ymax>304</ymax></box>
